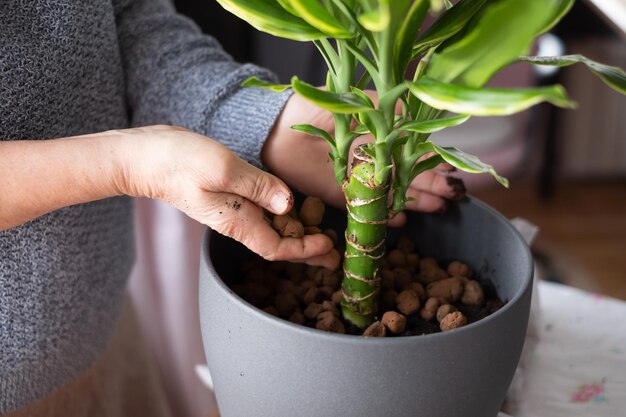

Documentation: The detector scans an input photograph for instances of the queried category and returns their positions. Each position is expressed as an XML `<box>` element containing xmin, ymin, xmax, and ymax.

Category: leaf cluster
<box><xmin>219</xmin><ymin>0</ymin><xmax>626</xmax><ymax>212</ymax></box>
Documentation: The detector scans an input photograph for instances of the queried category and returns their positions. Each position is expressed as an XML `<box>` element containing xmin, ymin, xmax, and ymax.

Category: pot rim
<box><xmin>202</xmin><ymin>195</ymin><xmax>533</xmax><ymax>344</ymax></box>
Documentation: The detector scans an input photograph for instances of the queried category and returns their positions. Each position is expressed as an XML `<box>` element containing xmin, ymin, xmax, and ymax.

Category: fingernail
<box><xmin>270</xmin><ymin>192</ymin><xmax>292</xmax><ymax>213</ymax></box>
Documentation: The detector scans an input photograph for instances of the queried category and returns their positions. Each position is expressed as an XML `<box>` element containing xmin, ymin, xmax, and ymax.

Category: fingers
<box><xmin>219</xmin><ymin>155</ymin><xmax>294</xmax><ymax>216</ymax></box>
<box><xmin>291</xmin><ymin>248</ymin><xmax>342</xmax><ymax>270</ymax></box>
<box><xmin>205</xmin><ymin>192</ymin><xmax>340</xmax><ymax>270</ymax></box>
<box><xmin>400</xmin><ymin>170</ymin><xmax>466</xmax><ymax>213</ymax></box>
<box><xmin>434</xmin><ymin>162</ymin><xmax>456</xmax><ymax>173</ymax></box>
<box><xmin>410</xmin><ymin>170</ymin><xmax>466</xmax><ymax>201</ymax></box>
<box><xmin>403</xmin><ymin>187</ymin><xmax>448</xmax><ymax>213</ymax></box>
<box><xmin>388</xmin><ymin>211</ymin><xmax>407</xmax><ymax>228</ymax></box>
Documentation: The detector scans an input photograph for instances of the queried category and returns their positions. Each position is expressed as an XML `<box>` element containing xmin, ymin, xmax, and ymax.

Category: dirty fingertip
<box><xmin>446</xmin><ymin>176</ymin><xmax>466</xmax><ymax>200</ymax></box>
<box><xmin>388</xmin><ymin>211</ymin><xmax>407</xmax><ymax>228</ymax></box>
<box><xmin>269</xmin><ymin>191</ymin><xmax>294</xmax><ymax>214</ymax></box>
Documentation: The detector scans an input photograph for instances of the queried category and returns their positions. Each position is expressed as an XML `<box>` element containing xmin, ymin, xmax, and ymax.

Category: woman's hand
<box><xmin>263</xmin><ymin>94</ymin><xmax>466</xmax><ymax>226</ymax></box>
<box><xmin>0</xmin><ymin>125</ymin><xmax>339</xmax><ymax>269</ymax></box>
<box><xmin>118</xmin><ymin>125</ymin><xmax>339</xmax><ymax>269</ymax></box>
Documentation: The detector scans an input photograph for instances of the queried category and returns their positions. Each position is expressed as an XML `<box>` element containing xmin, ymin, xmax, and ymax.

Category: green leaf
<box><xmin>291</xmin><ymin>76</ymin><xmax>374</xmax><ymax>113</ymax></box>
<box><xmin>241</xmin><ymin>76</ymin><xmax>291</xmax><ymax>92</ymax></box>
<box><xmin>413</xmin><ymin>0</ymin><xmax>488</xmax><ymax>57</ymax></box>
<box><xmin>343</xmin><ymin>41</ymin><xmax>384</xmax><ymax>91</ymax></box>
<box><xmin>379</xmin><ymin>83</ymin><xmax>409</xmax><ymax>113</ymax></box>
<box><xmin>410</xmin><ymin>154</ymin><xmax>445</xmax><ymax>179</ymax></box>
<box><xmin>284</xmin><ymin>0</ymin><xmax>353</xmax><ymax>38</ymax></box>
<box><xmin>350</xmin><ymin>86</ymin><xmax>376</xmax><ymax>108</ymax></box>
<box><xmin>431</xmin><ymin>144</ymin><xmax>509</xmax><ymax>187</ymax></box>
<box><xmin>215</xmin><ymin>0</ymin><xmax>325</xmax><ymax>41</ymax></box>
<box><xmin>291</xmin><ymin>124</ymin><xmax>336</xmax><ymax>147</ymax></box>
<box><xmin>394</xmin><ymin>0</ymin><xmax>430</xmax><ymax>82</ymax></box>
<box><xmin>407</xmin><ymin>78</ymin><xmax>576</xmax><ymax>116</ymax></box>
<box><xmin>357</xmin><ymin>0</ymin><xmax>391</xmax><ymax>32</ymax></box>
<box><xmin>352</xmin><ymin>124</ymin><xmax>370</xmax><ymax>135</ymax></box>
<box><xmin>313</xmin><ymin>39</ymin><xmax>340</xmax><ymax>76</ymax></box>
<box><xmin>520</xmin><ymin>55</ymin><xmax>626</xmax><ymax>96</ymax></box>
<box><xmin>356</xmin><ymin>110</ymin><xmax>380</xmax><ymax>138</ymax></box>
<box><xmin>399</xmin><ymin>114</ymin><xmax>470</xmax><ymax>133</ymax></box>
<box><xmin>361</xmin><ymin>145</ymin><xmax>376</xmax><ymax>159</ymax></box>
<box><xmin>356</xmin><ymin>71</ymin><xmax>373</xmax><ymax>90</ymax></box>
<box><xmin>427</xmin><ymin>0</ymin><xmax>574</xmax><ymax>87</ymax></box>
<box><xmin>444</xmin><ymin>0</ymin><xmax>454</xmax><ymax>9</ymax></box>
<box><xmin>534</xmin><ymin>0</ymin><xmax>574</xmax><ymax>36</ymax></box>
<box><xmin>277</xmin><ymin>0</ymin><xmax>298</xmax><ymax>16</ymax></box>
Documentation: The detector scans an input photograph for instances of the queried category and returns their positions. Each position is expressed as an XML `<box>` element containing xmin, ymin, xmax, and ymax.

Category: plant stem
<box><xmin>340</xmin><ymin>145</ymin><xmax>389</xmax><ymax>328</ymax></box>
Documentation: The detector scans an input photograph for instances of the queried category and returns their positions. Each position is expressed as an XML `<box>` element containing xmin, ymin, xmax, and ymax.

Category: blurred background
<box><xmin>130</xmin><ymin>1</ymin><xmax>626</xmax><ymax>416</ymax></box>
<box><xmin>174</xmin><ymin>0</ymin><xmax>625</xmax><ymax>299</ymax></box>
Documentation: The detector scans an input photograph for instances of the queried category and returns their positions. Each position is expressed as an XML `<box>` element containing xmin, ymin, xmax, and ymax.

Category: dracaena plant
<box><xmin>216</xmin><ymin>0</ymin><xmax>626</xmax><ymax>328</ymax></box>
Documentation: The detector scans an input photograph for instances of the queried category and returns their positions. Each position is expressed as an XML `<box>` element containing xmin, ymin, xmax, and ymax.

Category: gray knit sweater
<box><xmin>0</xmin><ymin>0</ymin><xmax>290</xmax><ymax>412</ymax></box>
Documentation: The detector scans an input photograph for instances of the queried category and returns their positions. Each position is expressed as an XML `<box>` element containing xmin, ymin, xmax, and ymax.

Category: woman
<box><xmin>0</xmin><ymin>0</ymin><xmax>461</xmax><ymax>414</ymax></box>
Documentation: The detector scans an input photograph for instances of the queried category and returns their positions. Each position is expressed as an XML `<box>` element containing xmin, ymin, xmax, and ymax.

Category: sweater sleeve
<box><xmin>113</xmin><ymin>0</ymin><xmax>291</xmax><ymax>167</ymax></box>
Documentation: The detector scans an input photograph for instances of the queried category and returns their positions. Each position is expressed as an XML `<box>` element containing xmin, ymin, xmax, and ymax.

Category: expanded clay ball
<box><xmin>291</xmin><ymin>285</ymin><xmax>306</xmax><ymax>304</ymax></box>
<box><xmin>427</xmin><ymin>277</ymin><xmax>464</xmax><ymax>303</ymax></box>
<box><xmin>448</xmin><ymin>260</ymin><xmax>472</xmax><ymax>278</ymax></box>
<box><xmin>316</xmin><ymin>311</ymin><xmax>345</xmax><ymax>333</ymax></box>
<box><xmin>393</xmin><ymin>268</ymin><xmax>412</xmax><ymax>291</ymax></box>
<box><xmin>288</xmin><ymin>310</ymin><xmax>305</xmax><ymax>325</ymax></box>
<box><xmin>313</xmin><ymin>268</ymin><xmax>336</xmax><ymax>286</ymax></box>
<box><xmin>440</xmin><ymin>311</ymin><xmax>467</xmax><ymax>332</ymax></box>
<box><xmin>299</xmin><ymin>197</ymin><xmax>325</xmax><ymax>226</ymax></box>
<box><xmin>304</xmin><ymin>226</ymin><xmax>322</xmax><ymax>235</ymax></box>
<box><xmin>363</xmin><ymin>321</ymin><xmax>387</xmax><ymax>337</ymax></box>
<box><xmin>381</xmin><ymin>311</ymin><xmax>406</xmax><ymax>334</ymax></box>
<box><xmin>284</xmin><ymin>262</ymin><xmax>306</xmax><ymax>281</ymax></box>
<box><xmin>301</xmin><ymin>280</ymin><xmax>316</xmax><ymax>290</ymax></box>
<box><xmin>272</xmin><ymin>214</ymin><xmax>304</xmax><ymax>238</ymax></box>
<box><xmin>421</xmin><ymin>297</ymin><xmax>441</xmax><ymax>321</ymax></box>
<box><xmin>419</xmin><ymin>257</ymin><xmax>440</xmax><ymax>271</ymax></box>
<box><xmin>396</xmin><ymin>236</ymin><xmax>415</xmax><ymax>254</ymax></box>
<box><xmin>274</xmin><ymin>293</ymin><xmax>299</xmax><ymax>317</ymax></box>
<box><xmin>396</xmin><ymin>289</ymin><xmax>421</xmax><ymax>315</ymax></box>
<box><xmin>321</xmin><ymin>300</ymin><xmax>339</xmax><ymax>316</ymax></box>
<box><xmin>461</xmin><ymin>280</ymin><xmax>485</xmax><ymax>307</ymax></box>
<box><xmin>303</xmin><ymin>302</ymin><xmax>324</xmax><ymax>320</ymax></box>
<box><xmin>303</xmin><ymin>287</ymin><xmax>320</xmax><ymax>305</ymax></box>
<box><xmin>406</xmin><ymin>253</ymin><xmax>420</xmax><ymax>271</ymax></box>
<box><xmin>387</xmin><ymin>249</ymin><xmax>407</xmax><ymax>268</ymax></box>
<box><xmin>436</xmin><ymin>304</ymin><xmax>458</xmax><ymax>323</ymax></box>
<box><xmin>331</xmin><ymin>290</ymin><xmax>343</xmax><ymax>304</ymax></box>
<box><xmin>418</xmin><ymin>257</ymin><xmax>447</xmax><ymax>283</ymax></box>
<box><xmin>275</xmin><ymin>279</ymin><xmax>296</xmax><ymax>294</ymax></box>
<box><xmin>318</xmin><ymin>286</ymin><xmax>334</xmax><ymax>301</ymax></box>
<box><xmin>407</xmin><ymin>282</ymin><xmax>426</xmax><ymax>302</ymax></box>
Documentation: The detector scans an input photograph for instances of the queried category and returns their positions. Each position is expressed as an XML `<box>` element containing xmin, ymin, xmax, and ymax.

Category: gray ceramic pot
<box><xmin>199</xmin><ymin>197</ymin><xmax>533</xmax><ymax>417</ymax></box>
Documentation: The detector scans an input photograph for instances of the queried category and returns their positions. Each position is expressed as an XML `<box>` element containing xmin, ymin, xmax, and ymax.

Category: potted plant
<box><xmin>199</xmin><ymin>1</ymin><xmax>626</xmax><ymax>416</ymax></box>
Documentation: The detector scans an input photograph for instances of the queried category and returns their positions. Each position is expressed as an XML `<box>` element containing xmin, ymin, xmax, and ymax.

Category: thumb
<box><xmin>221</xmin><ymin>157</ymin><xmax>294</xmax><ymax>215</ymax></box>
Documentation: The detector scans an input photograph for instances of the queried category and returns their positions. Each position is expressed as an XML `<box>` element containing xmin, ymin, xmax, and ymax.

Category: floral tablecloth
<box><xmin>506</xmin><ymin>280</ymin><xmax>626</xmax><ymax>417</ymax></box>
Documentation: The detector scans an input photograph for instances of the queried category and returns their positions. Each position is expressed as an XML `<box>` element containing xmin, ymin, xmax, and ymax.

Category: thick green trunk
<box><xmin>340</xmin><ymin>145</ymin><xmax>389</xmax><ymax>328</ymax></box>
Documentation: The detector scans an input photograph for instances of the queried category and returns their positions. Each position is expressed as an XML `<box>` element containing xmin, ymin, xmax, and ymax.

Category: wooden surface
<box><xmin>475</xmin><ymin>179</ymin><xmax>626</xmax><ymax>300</ymax></box>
